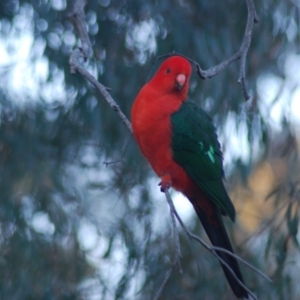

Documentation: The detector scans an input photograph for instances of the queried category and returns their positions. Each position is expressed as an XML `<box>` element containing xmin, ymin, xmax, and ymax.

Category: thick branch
<box><xmin>69</xmin><ymin>1</ymin><xmax>132</xmax><ymax>132</ymax></box>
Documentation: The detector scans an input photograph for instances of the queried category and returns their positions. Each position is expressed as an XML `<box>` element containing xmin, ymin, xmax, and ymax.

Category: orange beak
<box><xmin>176</xmin><ymin>74</ymin><xmax>186</xmax><ymax>90</ymax></box>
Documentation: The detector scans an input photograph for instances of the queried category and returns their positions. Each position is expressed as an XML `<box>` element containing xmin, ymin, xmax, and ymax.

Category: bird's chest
<box><xmin>133</xmin><ymin>101</ymin><xmax>179</xmax><ymax>177</ymax></box>
<box><xmin>140</xmin><ymin>114</ymin><xmax>173</xmax><ymax>170</ymax></box>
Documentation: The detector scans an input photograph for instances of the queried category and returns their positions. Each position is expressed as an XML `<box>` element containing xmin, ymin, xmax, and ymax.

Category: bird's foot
<box><xmin>158</xmin><ymin>174</ymin><xmax>172</xmax><ymax>193</ymax></box>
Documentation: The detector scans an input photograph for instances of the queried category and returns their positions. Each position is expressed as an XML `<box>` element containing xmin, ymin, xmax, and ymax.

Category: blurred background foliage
<box><xmin>0</xmin><ymin>0</ymin><xmax>300</xmax><ymax>299</ymax></box>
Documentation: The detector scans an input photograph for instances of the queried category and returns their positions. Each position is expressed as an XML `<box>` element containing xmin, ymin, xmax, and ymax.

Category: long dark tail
<box><xmin>190</xmin><ymin>197</ymin><xmax>248</xmax><ymax>299</ymax></box>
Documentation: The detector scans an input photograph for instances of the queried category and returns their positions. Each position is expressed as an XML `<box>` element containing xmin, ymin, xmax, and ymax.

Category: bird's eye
<box><xmin>166</xmin><ymin>68</ymin><xmax>171</xmax><ymax>74</ymax></box>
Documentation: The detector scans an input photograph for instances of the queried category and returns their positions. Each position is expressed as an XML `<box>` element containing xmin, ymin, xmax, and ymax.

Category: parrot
<box><xmin>131</xmin><ymin>55</ymin><xmax>248</xmax><ymax>299</ymax></box>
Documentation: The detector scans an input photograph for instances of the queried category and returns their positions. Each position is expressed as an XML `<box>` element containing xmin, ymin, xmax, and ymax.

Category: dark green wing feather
<box><xmin>171</xmin><ymin>100</ymin><xmax>235</xmax><ymax>221</ymax></box>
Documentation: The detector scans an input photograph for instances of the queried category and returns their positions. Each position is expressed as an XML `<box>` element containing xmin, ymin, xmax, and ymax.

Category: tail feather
<box><xmin>190</xmin><ymin>197</ymin><xmax>248</xmax><ymax>299</ymax></box>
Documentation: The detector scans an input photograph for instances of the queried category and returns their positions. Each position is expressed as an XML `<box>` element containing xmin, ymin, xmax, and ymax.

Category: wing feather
<box><xmin>171</xmin><ymin>100</ymin><xmax>235</xmax><ymax>221</ymax></box>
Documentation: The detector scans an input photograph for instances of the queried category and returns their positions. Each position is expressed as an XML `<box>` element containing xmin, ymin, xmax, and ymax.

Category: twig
<box><xmin>103</xmin><ymin>159</ymin><xmax>123</xmax><ymax>167</ymax></box>
<box><xmin>199</xmin><ymin>0</ymin><xmax>257</xmax><ymax>100</ymax></box>
<box><xmin>152</xmin><ymin>191</ymin><xmax>183</xmax><ymax>300</ymax></box>
<box><xmin>70</xmin><ymin>52</ymin><xmax>132</xmax><ymax>131</ymax></box>
<box><xmin>170</xmin><ymin>200</ymin><xmax>272</xmax><ymax>285</ymax></box>
<box><xmin>69</xmin><ymin>0</ymin><xmax>91</xmax><ymax>60</ymax></box>
<box><xmin>159</xmin><ymin>0</ymin><xmax>258</xmax><ymax>100</ymax></box>
<box><xmin>209</xmin><ymin>246</ymin><xmax>271</xmax><ymax>283</ymax></box>
<box><xmin>69</xmin><ymin>1</ymin><xmax>133</xmax><ymax>132</ymax></box>
<box><xmin>152</xmin><ymin>268</ymin><xmax>172</xmax><ymax>300</ymax></box>
<box><xmin>164</xmin><ymin>190</ymin><xmax>272</xmax><ymax>300</ymax></box>
<box><xmin>103</xmin><ymin>134</ymin><xmax>133</xmax><ymax>166</ymax></box>
<box><xmin>167</xmin><ymin>193</ymin><xmax>182</xmax><ymax>271</ymax></box>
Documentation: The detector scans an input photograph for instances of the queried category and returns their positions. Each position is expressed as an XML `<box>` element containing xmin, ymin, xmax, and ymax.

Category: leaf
<box><xmin>286</xmin><ymin>202</ymin><xmax>299</xmax><ymax>248</ymax></box>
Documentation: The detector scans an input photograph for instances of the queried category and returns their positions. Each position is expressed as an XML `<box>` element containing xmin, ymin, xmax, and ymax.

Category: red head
<box><xmin>149</xmin><ymin>56</ymin><xmax>192</xmax><ymax>99</ymax></box>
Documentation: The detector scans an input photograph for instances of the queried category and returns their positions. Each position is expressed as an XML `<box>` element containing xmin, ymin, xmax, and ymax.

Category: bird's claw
<box><xmin>158</xmin><ymin>181</ymin><xmax>170</xmax><ymax>192</ymax></box>
<box><xmin>158</xmin><ymin>174</ymin><xmax>172</xmax><ymax>193</ymax></box>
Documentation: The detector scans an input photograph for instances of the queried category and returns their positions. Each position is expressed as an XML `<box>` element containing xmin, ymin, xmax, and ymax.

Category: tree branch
<box><xmin>164</xmin><ymin>190</ymin><xmax>265</xmax><ymax>300</ymax></box>
<box><xmin>159</xmin><ymin>0</ymin><xmax>258</xmax><ymax>100</ymax></box>
<box><xmin>69</xmin><ymin>1</ymin><xmax>266</xmax><ymax>299</ymax></box>
<box><xmin>197</xmin><ymin>0</ymin><xmax>257</xmax><ymax>100</ymax></box>
<box><xmin>166</xmin><ymin>197</ymin><xmax>271</xmax><ymax>283</ymax></box>
<box><xmin>69</xmin><ymin>0</ymin><xmax>132</xmax><ymax>132</ymax></box>
<box><xmin>152</xmin><ymin>189</ymin><xmax>183</xmax><ymax>300</ymax></box>
<box><xmin>68</xmin><ymin>0</ymin><xmax>91</xmax><ymax>60</ymax></box>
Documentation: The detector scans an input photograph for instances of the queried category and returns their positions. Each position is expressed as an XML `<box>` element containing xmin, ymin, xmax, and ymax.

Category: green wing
<box><xmin>171</xmin><ymin>100</ymin><xmax>235</xmax><ymax>221</ymax></box>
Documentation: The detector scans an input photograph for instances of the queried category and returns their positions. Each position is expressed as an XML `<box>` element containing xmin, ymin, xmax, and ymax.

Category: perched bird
<box><xmin>131</xmin><ymin>55</ymin><xmax>248</xmax><ymax>298</ymax></box>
